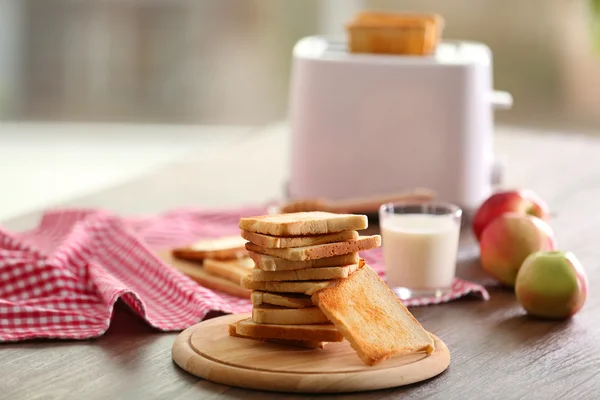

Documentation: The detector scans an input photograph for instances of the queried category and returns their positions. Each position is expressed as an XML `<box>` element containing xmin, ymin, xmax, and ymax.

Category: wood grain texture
<box><xmin>171</xmin><ymin>313</ymin><xmax>450</xmax><ymax>393</ymax></box>
<box><xmin>2</xmin><ymin>126</ymin><xmax>600</xmax><ymax>399</ymax></box>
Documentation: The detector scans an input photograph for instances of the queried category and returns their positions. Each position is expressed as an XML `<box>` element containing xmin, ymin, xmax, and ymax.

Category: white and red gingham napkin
<box><xmin>0</xmin><ymin>207</ymin><xmax>489</xmax><ymax>342</ymax></box>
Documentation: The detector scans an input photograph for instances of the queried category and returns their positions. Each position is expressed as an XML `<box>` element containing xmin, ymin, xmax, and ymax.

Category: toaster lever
<box><xmin>491</xmin><ymin>90</ymin><xmax>513</xmax><ymax>110</ymax></box>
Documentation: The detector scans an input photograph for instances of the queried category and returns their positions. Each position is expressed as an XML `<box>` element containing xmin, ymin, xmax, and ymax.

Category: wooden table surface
<box><xmin>2</xmin><ymin>124</ymin><xmax>600</xmax><ymax>399</ymax></box>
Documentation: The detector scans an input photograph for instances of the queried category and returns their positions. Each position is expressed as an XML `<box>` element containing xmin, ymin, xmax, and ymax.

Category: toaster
<box><xmin>287</xmin><ymin>36</ymin><xmax>512</xmax><ymax>214</ymax></box>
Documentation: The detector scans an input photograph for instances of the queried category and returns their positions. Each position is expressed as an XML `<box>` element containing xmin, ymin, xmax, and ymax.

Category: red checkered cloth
<box><xmin>0</xmin><ymin>207</ymin><xmax>489</xmax><ymax>342</ymax></box>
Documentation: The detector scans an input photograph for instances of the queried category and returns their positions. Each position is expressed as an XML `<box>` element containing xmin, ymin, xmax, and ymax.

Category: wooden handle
<box><xmin>280</xmin><ymin>188</ymin><xmax>436</xmax><ymax>214</ymax></box>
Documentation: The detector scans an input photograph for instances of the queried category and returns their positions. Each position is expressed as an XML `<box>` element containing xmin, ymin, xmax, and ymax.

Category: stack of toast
<box><xmin>229</xmin><ymin>211</ymin><xmax>435</xmax><ymax>365</ymax></box>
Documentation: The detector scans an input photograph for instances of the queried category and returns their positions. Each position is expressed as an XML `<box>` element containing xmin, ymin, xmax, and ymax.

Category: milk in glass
<box><xmin>381</xmin><ymin>213</ymin><xmax>460</xmax><ymax>290</ymax></box>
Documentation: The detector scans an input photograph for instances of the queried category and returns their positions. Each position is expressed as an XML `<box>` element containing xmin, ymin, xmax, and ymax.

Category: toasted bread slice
<box><xmin>312</xmin><ymin>264</ymin><xmax>435</xmax><ymax>366</ymax></box>
<box><xmin>203</xmin><ymin>257</ymin><xmax>254</xmax><ymax>284</ymax></box>
<box><xmin>251</xmin><ymin>291</ymin><xmax>313</xmax><ymax>308</ymax></box>
<box><xmin>235</xmin><ymin>318</ymin><xmax>344</xmax><ymax>342</ymax></box>
<box><xmin>239</xmin><ymin>212</ymin><xmax>368</xmax><ymax>236</ymax></box>
<box><xmin>249</xmin><ymin>251</ymin><xmax>360</xmax><ymax>271</ymax></box>
<box><xmin>252</xmin><ymin>304</ymin><xmax>329</xmax><ymax>325</ymax></box>
<box><xmin>172</xmin><ymin>235</ymin><xmax>247</xmax><ymax>261</ymax></box>
<box><xmin>241</xmin><ymin>230</ymin><xmax>359</xmax><ymax>249</ymax></box>
<box><xmin>246</xmin><ymin>235</ymin><xmax>381</xmax><ymax>261</ymax></box>
<box><xmin>346</xmin><ymin>11</ymin><xmax>444</xmax><ymax>56</ymax></box>
<box><xmin>250</xmin><ymin>263</ymin><xmax>360</xmax><ymax>282</ymax></box>
<box><xmin>241</xmin><ymin>274</ymin><xmax>330</xmax><ymax>294</ymax></box>
<box><xmin>228</xmin><ymin>323</ymin><xmax>326</xmax><ymax>349</ymax></box>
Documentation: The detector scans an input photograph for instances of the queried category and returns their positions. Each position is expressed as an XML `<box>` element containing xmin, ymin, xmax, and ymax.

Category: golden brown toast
<box><xmin>241</xmin><ymin>230</ymin><xmax>359</xmax><ymax>249</ymax></box>
<box><xmin>203</xmin><ymin>257</ymin><xmax>254</xmax><ymax>284</ymax></box>
<box><xmin>239</xmin><ymin>212</ymin><xmax>368</xmax><ymax>236</ymax></box>
<box><xmin>241</xmin><ymin>274</ymin><xmax>331</xmax><ymax>294</ymax></box>
<box><xmin>252</xmin><ymin>304</ymin><xmax>329</xmax><ymax>325</ymax></box>
<box><xmin>235</xmin><ymin>318</ymin><xmax>344</xmax><ymax>343</ymax></box>
<box><xmin>172</xmin><ymin>235</ymin><xmax>247</xmax><ymax>261</ymax></box>
<box><xmin>250</xmin><ymin>263</ymin><xmax>360</xmax><ymax>282</ymax></box>
<box><xmin>312</xmin><ymin>264</ymin><xmax>435</xmax><ymax>366</ymax></box>
<box><xmin>227</xmin><ymin>323</ymin><xmax>326</xmax><ymax>349</ymax></box>
<box><xmin>346</xmin><ymin>11</ymin><xmax>444</xmax><ymax>56</ymax></box>
<box><xmin>245</xmin><ymin>235</ymin><xmax>381</xmax><ymax>261</ymax></box>
<box><xmin>251</xmin><ymin>291</ymin><xmax>313</xmax><ymax>308</ymax></box>
<box><xmin>249</xmin><ymin>251</ymin><xmax>360</xmax><ymax>271</ymax></box>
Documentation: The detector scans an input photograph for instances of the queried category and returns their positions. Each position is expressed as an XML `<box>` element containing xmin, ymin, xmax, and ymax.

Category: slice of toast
<box><xmin>311</xmin><ymin>264</ymin><xmax>435</xmax><ymax>366</ymax></box>
<box><xmin>172</xmin><ymin>235</ymin><xmax>247</xmax><ymax>261</ymax></box>
<box><xmin>249</xmin><ymin>251</ymin><xmax>360</xmax><ymax>271</ymax></box>
<box><xmin>246</xmin><ymin>235</ymin><xmax>381</xmax><ymax>261</ymax></box>
<box><xmin>250</xmin><ymin>263</ymin><xmax>360</xmax><ymax>282</ymax></box>
<box><xmin>251</xmin><ymin>291</ymin><xmax>313</xmax><ymax>308</ymax></box>
<box><xmin>241</xmin><ymin>230</ymin><xmax>359</xmax><ymax>249</ymax></box>
<box><xmin>252</xmin><ymin>304</ymin><xmax>329</xmax><ymax>325</ymax></box>
<box><xmin>241</xmin><ymin>274</ymin><xmax>331</xmax><ymax>294</ymax></box>
<box><xmin>228</xmin><ymin>323</ymin><xmax>326</xmax><ymax>349</ymax></box>
<box><xmin>239</xmin><ymin>212</ymin><xmax>368</xmax><ymax>236</ymax></box>
<box><xmin>235</xmin><ymin>318</ymin><xmax>344</xmax><ymax>342</ymax></box>
<box><xmin>203</xmin><ymin>257</ymin><xmax>254</xmax><ymax>284</ymax></box>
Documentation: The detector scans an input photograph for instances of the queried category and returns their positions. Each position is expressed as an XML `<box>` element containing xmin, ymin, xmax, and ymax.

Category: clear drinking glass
<box><xmin>379</xmin><ymin>201</ymin><xmax>462</xmax><ymax>300</ymax></box>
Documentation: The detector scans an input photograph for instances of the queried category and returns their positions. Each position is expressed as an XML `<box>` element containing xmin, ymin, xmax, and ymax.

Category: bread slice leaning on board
<box><xmin>312</xmin><ymin>264</ymin><xmax>435</xmax><ymax>366</ymax></box>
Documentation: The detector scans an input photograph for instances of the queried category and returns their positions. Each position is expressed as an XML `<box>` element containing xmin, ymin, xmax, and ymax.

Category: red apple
<box><xmin>473</xmin><ymin>189</ymin><xmax>550</xmax><ymax>242</ymax></box>
<box><xmin>479</xmin><ymin>213</ymin><xmax>556</xmax><ymax>287</ymax></box>
<box><xmin>515</xmin><ymin>250</ymin><xmax>588</xmax><ymax>319</ymax></box>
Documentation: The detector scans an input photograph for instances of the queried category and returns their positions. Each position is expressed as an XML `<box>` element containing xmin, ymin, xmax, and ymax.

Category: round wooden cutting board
<box><xmin>171</xmin><ymin>313</ymin><xmax>451</xmax><ymax>394</ymax></box>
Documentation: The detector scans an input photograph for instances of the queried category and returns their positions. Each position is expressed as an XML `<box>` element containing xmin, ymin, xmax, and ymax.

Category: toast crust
<box><xmin>250</xmin><ymin>263</ymin><xmax>359</xmax><ymax>282</ymax></box>
<box><xmin>246</xmin><ymin>235</ymin><xmax>381</xmax><ymax>261</ymax></box>
<box><xmin>251</xmin><ymin>291</ymin><xmax>313</xmax><ymax>308</ymax></box>
<box><xmin>228</xmin><ymin>323</ymin><xmax>326</xmax><ymax>349</ymax></box>
<box><xmin>172</xmin><ymin>236</ymin><xmax>247</xmax><ymax>261</ymax></box>
<box><xmin>239</xmin><ymin>212</ymin><xmax>368</xmax><ymax>236</ymax></box>
<box><xmin>241</xmin><ymin>275</ymin><xmax>331</xmax><ymax>294</ymax></box>
<box><xmin>252</xmin><ymin>304</ymin><xmax>330</xmax><ymax>325</ymax></box>
<box><xmin>241</xmin><ymin>230</ymin><xmax>359</xmax><ymax>249</ymax></box>
<box><xmin>249</xmin><ymin>251</ymin><xmax>360</xmax><ymax>271</ymax></box>
<box><xmin>312</xmin><ymin>264</ymin><xmax>435</xmax><ymax>366</ymax></box>
<box><xmin>235</xmin><ymin>318</ymin><xmax>344</xmax><ymax>342</ymax></box>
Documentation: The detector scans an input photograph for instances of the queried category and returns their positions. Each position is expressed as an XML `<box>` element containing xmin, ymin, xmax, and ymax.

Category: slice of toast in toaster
<box><xmin>346</xmin><ymin>11</ymin><xmax>444</xmax><ymax>55</ymax></box>
<box><xmin>239</xmin><ymin>212</ymin><xmax>368</xmax><ymax>236</ymax></box>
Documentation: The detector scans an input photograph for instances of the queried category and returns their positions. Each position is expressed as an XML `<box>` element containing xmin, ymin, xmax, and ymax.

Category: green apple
<box><xmin>515</xmin><ymin>250</ymin><xmax>588</xmax><ymax>319</ymax></box>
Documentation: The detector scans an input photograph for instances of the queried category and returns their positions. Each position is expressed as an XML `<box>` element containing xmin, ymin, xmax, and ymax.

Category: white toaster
<box><xmin>287</xmin><ymin>36</ymin><xmax>512</xmax><ymax>214</ymax></box>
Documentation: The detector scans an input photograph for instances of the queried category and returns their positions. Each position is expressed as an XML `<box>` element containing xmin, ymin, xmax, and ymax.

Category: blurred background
<box><xmin>1</xmin><ymin>0</ymin><xmax>600</xmax><ymax>223</ymax></box>
<box><xmin>1</xmin><ymin>0</ymin><xmax>600</xmax><ymax>131</ymax></box>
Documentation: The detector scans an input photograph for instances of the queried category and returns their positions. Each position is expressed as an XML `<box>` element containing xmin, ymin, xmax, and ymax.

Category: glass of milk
<box><xmin>379</xmin><ymin>201</ymin><xmax>462</xmax><ymax>300</ymax></box>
